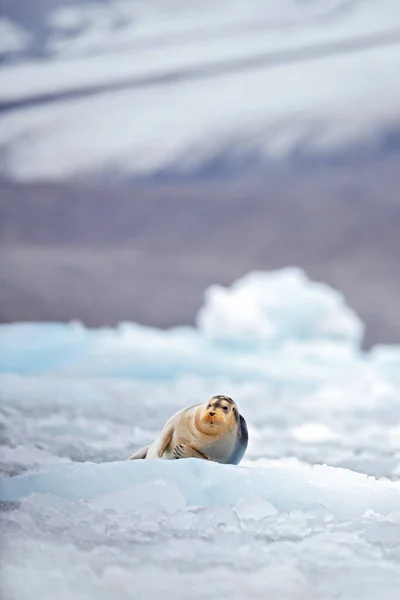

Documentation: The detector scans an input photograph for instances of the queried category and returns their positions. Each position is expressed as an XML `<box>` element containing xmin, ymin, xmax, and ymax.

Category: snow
<box><xmin>0</xmin><ymin>19</ymin><xmax>31</xmax><ymax>55</ymax></box>
<box><xmin>1</xmin><ymin>267</ymin><xmax>400</xmax><ymax>599</ymax></box>
<box><xmin>1</xmin><ymin>461</ymin><xmax>400</xmax><ymax>600</ymax></box>
<box><xmin>1</xmin><ymin>0</ymin><xmax>399</xmax><ymax>181</ymax></box>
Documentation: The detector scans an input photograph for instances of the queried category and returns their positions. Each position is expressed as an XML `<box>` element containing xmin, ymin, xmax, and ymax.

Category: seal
<box><xmin>128</xmin><ymin>395</ymin><xmax>248</xmax><ymax>465</ymax></box>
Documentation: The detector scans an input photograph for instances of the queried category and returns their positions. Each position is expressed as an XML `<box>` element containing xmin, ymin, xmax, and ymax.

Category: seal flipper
<box><xmin>227</xmin><ymin>414</ymin><xmax>248</xmax><ymax>465</ymax></box>
<box><xmin>128</xmin><ymin>445</ymin><xmax>150</xmax><ymax>460</ymax></box>
<box><xmin>172</xmin><ymin>443</ymin><xmax>210</xmax><ymax>460</ymax></box>
<box><xmin>157</xmin><ymin>421</ymin><xmax>175</xmax><ymax>457</ymax></box>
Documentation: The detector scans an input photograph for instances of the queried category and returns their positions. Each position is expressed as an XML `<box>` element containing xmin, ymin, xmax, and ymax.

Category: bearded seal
<box><xmin>128</xmin><ymin>395</ymin><xmax>248</xmax><ymax>465</ymax></box>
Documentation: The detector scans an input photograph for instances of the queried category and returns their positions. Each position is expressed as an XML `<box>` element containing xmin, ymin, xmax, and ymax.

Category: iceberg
<box><xmin>1</xmin><ymin>267</ymin><xmax>400</xmax><ymax>600</ymax></box>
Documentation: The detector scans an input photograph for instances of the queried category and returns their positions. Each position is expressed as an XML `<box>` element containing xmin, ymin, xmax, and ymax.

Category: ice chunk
<box><xmin>235</xmin><ymin>496</ymin><xmax>278</xmax><ymax>520</ymax></box>
<box><xmin>2</xmin><ymin>459</ymin><xmax>400</xmax><ymax>520</ymax></box>
<box><xmin>194</xmin><ymin>505</ymin><xmax>240</xmax><ymax>534</ymax></box>
<box><xmin>0</xmin><ymin>445</ymin><xmax>71</xmax><ymax>477</ymax></box>
<box><xmin>197</xmin><ymin>268</ymin><xmax>364</xmax><ymax>346</ymax></box>
<box><xmin>90</xmin><ymin>480</ymin><xmax>185</xmax><ymax>514</ymax></box>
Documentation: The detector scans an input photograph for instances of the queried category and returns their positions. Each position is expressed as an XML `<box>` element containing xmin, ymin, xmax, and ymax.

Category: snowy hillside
<box><xmin>1</xmin><ymin>0</ymin><xmax>400</xmax><ymax>181</ymax></box>
<box><xmin>1</xmin><ymin>268</ymin><xmax>400</xmax><ymax>599</ymax></box>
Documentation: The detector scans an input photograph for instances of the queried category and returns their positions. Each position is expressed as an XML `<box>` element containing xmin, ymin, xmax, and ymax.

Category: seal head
<box><xmin>198</xmin><ymin>395</ymin><xmax>236</xmax><ymax>429</ymax></box>
<box><xmin>199</xmin><ymin>395</ymin><xmax>248</xmax><ymax>465</ymax></box>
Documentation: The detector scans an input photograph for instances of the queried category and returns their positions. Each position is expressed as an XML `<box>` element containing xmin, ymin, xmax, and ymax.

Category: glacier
<box><xmin>1</xmin><ymin>0</ymin><xmax>400</xmax><ymax>181</ymax></box>
<box><xmin>1</xmin><ymin>267</ymin><xmax>400</xmax><ymax>600</ymax></box>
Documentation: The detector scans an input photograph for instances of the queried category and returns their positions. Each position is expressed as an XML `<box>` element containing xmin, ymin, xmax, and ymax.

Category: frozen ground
<box><xmin>1</xmin><ymin>268</ymin><xmax>400</xmax><ymax>599</ymax></box>
<box><xmin>1</xmin><ymin>0</ymin><xmax>400</xmax><ymax>181</ymax></box>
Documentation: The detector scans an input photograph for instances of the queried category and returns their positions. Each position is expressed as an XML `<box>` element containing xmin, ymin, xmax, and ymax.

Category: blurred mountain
<box><xmin>0</xmin><ymin>0</ymin><xmax>399</xmax><ymax>348</ymax></box>
<box><xmin>0</xmin><ymin>1</ymin><xmax>358</xmax><ymax>61</ymax></box>
<box><xmin>1</xmin><ymin>0</ymin><xmax>400</xmax><ymax>181</ymax></box>
<box><xmin>1</xmin><ymin>155</ymin><xmax>400</xmax><ymax>349</ymax></box>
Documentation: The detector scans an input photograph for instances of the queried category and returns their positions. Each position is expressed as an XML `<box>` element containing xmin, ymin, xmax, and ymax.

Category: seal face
<box><xmin>128</xmin><ymin>395</ymin><xmax>248</xmax><ymax>465</ymax></box>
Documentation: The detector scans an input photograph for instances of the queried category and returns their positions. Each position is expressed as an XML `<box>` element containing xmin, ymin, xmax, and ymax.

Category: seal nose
<box><xmin>209</xmin><ymin>411</ymin><xmax>216</xmax><ymax>417</ymax></box>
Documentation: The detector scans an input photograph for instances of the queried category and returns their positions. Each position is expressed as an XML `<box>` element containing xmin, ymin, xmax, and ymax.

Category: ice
<box><xmin>1</xmin><ymin>267</ymin><xmax>400</xmax><ymax>599</ymax></box>
<box><xmin>90</xmin><ymin>480</ymin><xmax>186</xmax><ymax>514</ymax></box>
<box><xmin>1</xmin><ymin>460</ymin><xmax>400</xmax><ymax>599</ymax></box>
<box><xmin>0</xmin><ymin>445</ymin><xmax>72</xmax><ymax>477</ymax></box>
<box><xmin>2</xmin><ymin>459</ymin><xmax>400</xmax><ymax>517</ymax></box>
<box><xmin>235</xmin><ymin>496</ymin><xmax>278</xmax><ymax>520</ymax></box>
<box><xmin>197</xmin><ymin>268</ymin><xmax>364</xmax><ymax>345</ymax></box>
<box><xmin>0</xmin><ymin>268</ymin><xmax>365</xmax><ymax>381</ymax></box>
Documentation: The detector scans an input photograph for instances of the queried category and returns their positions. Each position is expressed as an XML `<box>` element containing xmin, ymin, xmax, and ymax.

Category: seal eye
<box><xmin>222</xmin><ymin>406</ymin><xmax>228</xmax><ymax>411</ymax></box>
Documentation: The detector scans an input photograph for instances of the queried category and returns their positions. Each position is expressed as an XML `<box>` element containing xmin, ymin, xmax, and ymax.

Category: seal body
<box><xmin>128</xmin><ymin>395</ymin><xmax>248</xmax><ymax>465</ymax></box>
